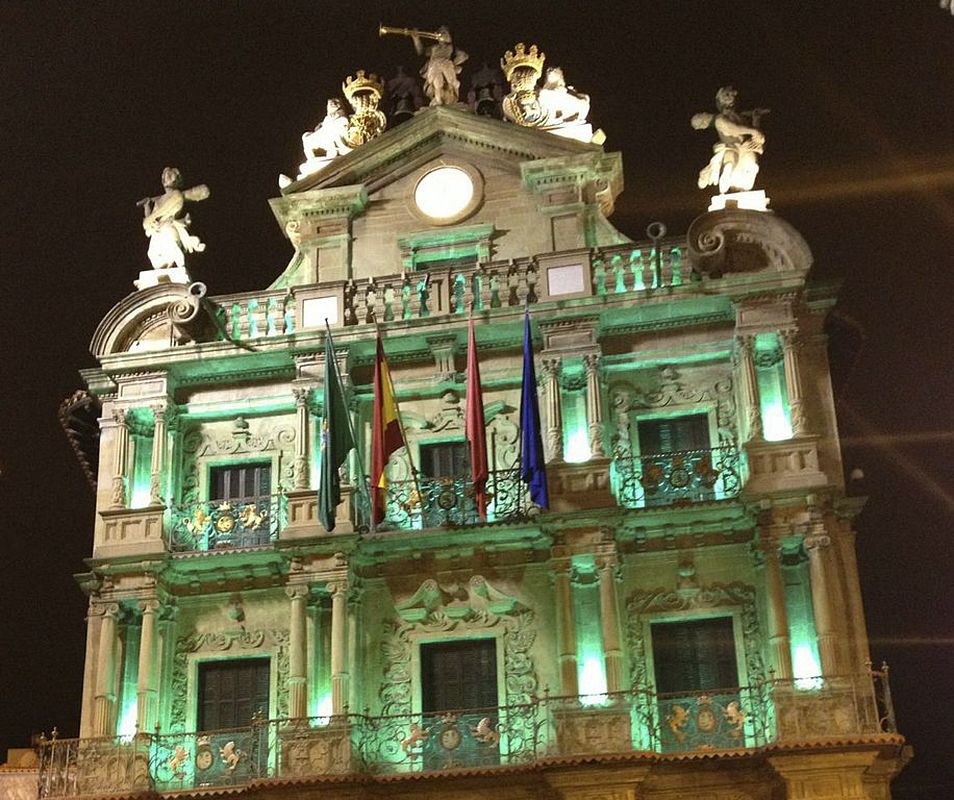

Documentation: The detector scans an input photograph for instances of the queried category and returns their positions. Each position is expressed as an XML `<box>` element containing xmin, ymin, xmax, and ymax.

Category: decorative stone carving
<box><xmin>170</xmin><ymin>629</ymin><xmax>289</xmax><ymax>732</ymax></box>
<box><xmin>341</xmin><ymin>71</ymin><xmax>387</xmax><ymax>146</ymax></box>
<box><xmin>380</xmin><ymin>25</ymin><xmax>468</xmax><ymax>106</ymax></box>
<box><xmin>380</xmin><ymin>576</ymin><xmax>537</xmax><ymax>718</ymax></box>
<box><xmin>625</xmin><ymin>582</ymin><xmax>767</xmax><ymax>689</ymax></box>
<box><xmin>179</xmin><ymin>421</ymin><xmax>295</xmax><ymax>505</ymax></box>
<box><xmin>692</xmin><ymin>87</ymin><xmax>768</xmax><ymax>195</ymax></box>
<box><xmin>137</xmin><ymin>167</ymin><xmax>209</xmax><ymax>272</ymax></box>
<box><xmin>500</xmin><ymin>44</ymin><xmax>603</xmax><ymax>144</ymax></box>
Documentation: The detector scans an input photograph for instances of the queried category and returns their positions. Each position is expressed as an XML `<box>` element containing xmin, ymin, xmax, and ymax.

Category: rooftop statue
<box><xmin>386</xmin><ymin>66</ymin><xmax>425</xmax><ymax>124</ymax></box>
<box><xmin>298</xmin><ymin>99</ymin><xmax>352</xmax><ymax>178</ymax></box>
<box><xmin>500</xmin><ymin>44</ymin><xmax>604</xmax><ymax>144</ymax></box>
<box><xmin>138</xmin><ymin>167</ymin><xmax>209</xmax><ymax>271</ymax></box>
<box><xmin>379</xmin><ymin>24</ymin><xmax>468</xmax><ymax>106</ymax></box>
<box><xmin>279</xmin><ymin>73</ymin><xmax>386</xmax><ymax>188</ymax></box>
<box><xmin>692</xmin><ymin>87</ymin><xmax>768</xmax><ymax>195</ymax></box>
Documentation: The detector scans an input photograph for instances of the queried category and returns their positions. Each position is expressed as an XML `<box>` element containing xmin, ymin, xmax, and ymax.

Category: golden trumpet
<box><xmin>378</xmin><ymin>24</ymin><xmax>443</xmax><ymax>41</ymax></box>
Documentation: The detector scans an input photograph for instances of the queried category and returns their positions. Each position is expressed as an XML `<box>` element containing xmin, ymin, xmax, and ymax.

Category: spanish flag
<box><xmin>371</xmin><ymin>332</ymin><xmax>406</xmax><ymax>525</ymax></box>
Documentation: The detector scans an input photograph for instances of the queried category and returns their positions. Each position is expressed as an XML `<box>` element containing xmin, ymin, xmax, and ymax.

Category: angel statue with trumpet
<box><xmin>380</xmin><ymin>24</ymin><xmax>468</xmax><ymax>106</ymax></box>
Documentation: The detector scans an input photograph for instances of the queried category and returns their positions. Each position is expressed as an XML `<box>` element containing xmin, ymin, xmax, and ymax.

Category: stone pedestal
<box><xmin>551</xmin><ymin>704</ymin><xmax>633</xmax><ymax>756</ymax></box>
<box><xmin>134</xmin><ymin>267</ymin><xmax>190</xmax><ymax>291</ymax></box>
<box><xmin>95</xmin><ymin>506</ymin><xmax>166</xmax><ymax>558</ymax></box>
<box><xmin>709</xmin><ymin>190</ymin><xmax>769</xmax><ymax>212</ymax></box>
<box><xmin>745</xmin><ymin>436</ymin><xmax>828</xmax><ymax>494</ymax></box>
<box><xmin>279</xmin><ymin>721</ymin><xmax>355</xmax><ymax>777</ymax></box>
<box><xmin>547</xmin><ymin>458</ymin><xmax>614</xmax><ymax>513</ymax></box>
<box><xmin>282</xmin><ymin>486</ymin><xmax>355</xmax><ymax>539</ymax></box>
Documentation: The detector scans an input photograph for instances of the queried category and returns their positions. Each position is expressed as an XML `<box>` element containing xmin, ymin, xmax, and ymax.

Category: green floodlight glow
<box><xmin>562</xmin><ymin>385</ymin><xmax>591</xmax><ymax>463</ymax></box>
<box><xmin>117</xmin><ymin>698</ymin><xmax>138</xmax><ymax>739</ymax></box>
<box><xmin>792</xmin><ymin>644</ymin><xmax>823</xmax><ymax>690</ymax></box>
<box><xmin>129</xmin><ymin>435</ymin><xmax>153</xmax><ymax>508</ymax></box>
<box><xmin>312</xmin><ymin>693</ymin><xmax>333</xmax><ymax>727</ymax></box>
<box><xmin>578</xmin><ymin>655</ymin><xmax>608</xmax><ymax>706</ymax></box>
<box><xmin>756</xmin><ymin>336</ymin><xmax>793</xmax><ymax>441</ymax></box>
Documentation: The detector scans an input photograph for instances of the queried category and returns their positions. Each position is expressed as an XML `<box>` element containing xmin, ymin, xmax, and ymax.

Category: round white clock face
<box><xmin>413</xmin><ymin>167</ymin><xmax>475</xmax><ymax>220</ymax></box>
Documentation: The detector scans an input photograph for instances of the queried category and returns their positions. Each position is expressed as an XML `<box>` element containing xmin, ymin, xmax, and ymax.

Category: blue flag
<box><xmin>519</xmin><ymin>310</ymin><xmax>549</xmax><ymax>509</ymax></box>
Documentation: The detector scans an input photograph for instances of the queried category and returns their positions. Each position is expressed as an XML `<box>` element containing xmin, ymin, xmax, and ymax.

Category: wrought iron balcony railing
<box><xmin>167</xmin><ymin>494</ymin><xmax>287</xmax><ymax>552</ymax></box>
<box><xmin>363</xmin><ymin>468</ymin><xmax>532</xmax><ymax>531</ymax></box>
<box><xmin>612</xmin><ymin>445</ymin><xmax>742</xmax><ymax>509</ymax></box>
<box><xmin>38</xmin><ymin>672</ymin><xmax>898</xmax><ymax>797</ymax></box>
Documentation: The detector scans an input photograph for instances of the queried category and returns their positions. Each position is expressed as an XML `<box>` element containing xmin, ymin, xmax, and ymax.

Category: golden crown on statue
<box><xmin>342</xmin><ymin>70</ymin><xmax>384</xmax><ymax>102</ymax></box>
<box><xmin>500</xmin><ymin>43</ymin><xmax>546</xmax><ymax>82</ymax></box>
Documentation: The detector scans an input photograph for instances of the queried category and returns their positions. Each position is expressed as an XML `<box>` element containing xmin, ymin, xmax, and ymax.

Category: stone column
<box><xmin>780</xmin><ymin>328</ymin><xmax>809</xmax><ymax>436</ymax></box>
<box><xmin>286</xmin><ymin>585</ymin><xmax>309</xmax><ymax>719</ymax></box>
<box><xmin>156</xmin><ymin>604</ymin><xmax>177</xmax><ymax>731</ymax></box>
<box><xmin>93</xmin><ymin>602</ymin><xmax>120</xmax><ymax>736</ymax></box>
<box><xmin>136</xmin><ymin>599</ymin><xmax>159</xmax><ymax>732</ymax></box>
<box><xmin>761</xmin><ymin>532</ymin><xmax>794</xmax><ymax>681</ymax></box>
<box><xmin>541</xmin><ymin>357</ymin><xmax>564</xmax><ymax>462</ymax></box>
<box><xmin>109</xmin><ymin>410</ymin><xmax>130</xmax><ymax>509</ymax></box>
<box><xmin>597</xmin><ymin>555</ymin><xmax>623</xmax><ymax>694</ymax></box>
<box><xmin>583</xmin><ymin>353</ymin><xmax>605</xmax><ymax>458</ymax></box>
<box><xmin>329</xmin><ymin>580</ymin><xmax>350</xmax><ymax>715</ymax></box>
<box><xmin>293</xmin><ymin>388</ymin><xmax>311</xmax><ymax>490</ymax></box>
<box><xmin>736</xmin><ymin>335</ymin><xmax>762</xmax><ymax>441</ymax></box>
<box><xmin>149</xmin><ymin>406</ymin><xmax>168</xmax><ymax>506</ymax></box>
<box><xmin>805</xmin><ymin>532</ymin><xmax>839</xmax><ymax>676</ymax></box>
<box><xmin>553</xmin><ymin>561</ymin><xmax>578</xmax><ymax>697</ymax></box>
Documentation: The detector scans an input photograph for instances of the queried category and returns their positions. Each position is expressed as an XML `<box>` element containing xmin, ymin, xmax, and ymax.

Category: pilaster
<box><xmin>552</xmin><ymin>559</ymin><xmax>578</xmax><ymax>697</ymax></box>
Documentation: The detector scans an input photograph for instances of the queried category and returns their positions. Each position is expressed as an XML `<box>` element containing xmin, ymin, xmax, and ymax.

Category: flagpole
<box><xmin>374</xmin><ymin>322</ymin><xmax>424</xmax><ymax>518</ymax></box>
<box><xmin>324</xmin><ymin>320</ymin><xmax>373</xmax><ymax>531</ymax></box>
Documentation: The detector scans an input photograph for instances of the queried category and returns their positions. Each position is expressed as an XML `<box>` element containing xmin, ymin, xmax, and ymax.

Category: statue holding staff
<box><xmin>137</xmin><ymin>167</ymin><xmax>209</xmax><ymax>270</ymax></box>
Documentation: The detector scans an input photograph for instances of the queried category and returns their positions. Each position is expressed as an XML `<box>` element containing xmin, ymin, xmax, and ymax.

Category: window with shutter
<box><xmin>419</xmin><ymin>442</ymin><xmax>471</xmax><ymax>480</ymax></box>
<box><xmin>209</xmin><ymin>462</ymin><xmax>271</xmax><ymax>502</ymax></box>
<box><xmin>197</xmin><ymin>658</ymin><xmax>270</xmax><ymax>731</ymax></box>
<box><xmin>651</xmin><ymin>617</ymin><xmax>738</xmax><ymax>694</ymax></box>
<box><xmin>637</xmin><ymin>414</ymin><xmax>710</xmax><ymax>455</ymax></box>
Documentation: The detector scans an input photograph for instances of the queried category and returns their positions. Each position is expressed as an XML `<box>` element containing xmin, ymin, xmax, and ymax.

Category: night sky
<box><xmin>1</xmin><ymin>2</ymin><xmax>952</xmax><ymax>797</ymax></box>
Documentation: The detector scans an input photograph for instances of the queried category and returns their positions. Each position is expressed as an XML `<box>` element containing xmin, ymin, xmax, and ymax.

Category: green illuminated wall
<box><xmin>572</xmin><ymin>570</ymin><xmax>607</xmax><ymax>704</ymax></box>
<box><xmin>783</xmin><ymin>554</ymin><xmax>822</xmax><ymax>687</ymax></box>
<box><xmin>756</xmin><ymin>334</ymin><xmax>793</xmax><ymax>441</ymax></box>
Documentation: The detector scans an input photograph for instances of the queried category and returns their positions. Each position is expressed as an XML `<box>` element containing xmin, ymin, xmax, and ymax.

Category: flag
<box><xmin>465</xmin><ymin>318</ymin><xmax>489</xmax><ymax>520</ymax></box>
<box><xmin>519</xmin><ymin>310</ymin><xmax>549</xmax><ymax>509</ymax></box>
<box><xmin>371</xmin><ymin>332</ymin><xmax>407</xmax><ymax>525</ymax></box>
<box><xmin>318</xmin><ymin>331</ymin><xmax>354</xmax><ymax>532</ymax></box>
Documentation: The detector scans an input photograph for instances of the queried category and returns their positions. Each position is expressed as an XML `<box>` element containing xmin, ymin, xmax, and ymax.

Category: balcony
<box><xmin>612</xmin><ymin>446</ymin><xmax>742</xmax><ymax>510</ymax></box>
<box><xmin>368</xmin><ymin>469</ymin><xmax>531</xmax><ymax>531</ymax></box>
<box><xmin>37</xmin><ymin>672</ymin><xmax>898</xmax><ymax>797</ymax></box>
<box><xmin>167</xmin><ymin>494</ymin><xmax>287</xmax><ymax>553</ymax></box>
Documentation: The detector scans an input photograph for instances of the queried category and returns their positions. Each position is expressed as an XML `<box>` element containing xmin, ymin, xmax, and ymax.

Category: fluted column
<box><xmin>736</xmin><ymin>334</ymin><xmax>763</xmax><ymax>441</ymax></box>
<box><xmin>149</xmin><ymin>406</ymin><xmax>168</xmax><ymax>506</ymax></box>
<box><xmin>597</xmin><ymin>555</ymin><xmax>623</xmax><ymax>693</ymax></box>
<box><xmin>109</xmin><ymin>410</ymin><xmax>130</xmax><ymax>509</ymax></box>
<box><xmin>93</xmin><ymin>602</ymin><xmax>120</xmax><ymax>736</ymax></box>
<box><xmin>541</xmin><ymin>357</ymin><xmax>564</xmax><ymax>462</ymax></box>
<box><xmin>293</xmin><ymin>388</ymin><xmax>311</xmax><ymax>490</ymax></box>
<box><xmin>136</xmin><ymin>599</ymin><xmax>159</xmax><ymax>732</ymax></box>
<box><xmin>805</xmin><ymin>532</ymin><xmax>838</xmax><ymax>676</ymax></box>
<box><xmin>779</xmin><ymin>328</ymin><xmax>809</xmax><ymax>436</ymax></box>
<box><xmin>761</xmin><ymin>532</ymin><xmax>794</xmax><ymax>681</ymax></box>
<box><xmin>583</xmin><ymin>353</ymin><xmax>605</xmax><ymax>458</ymax></box>
<box><xmin>286</xmin><ymin>585</ymin><xmax>309</xmax><ymax>719</ymax></box>
<box><xmin>553</xmin><ymin>561</ymin><xmax>578</xmax><ymax>696</ymax></box>
<box><xmin>329</xmin><ymin>580</ymin><xmax>349</xmax><ymax>715</ymax></box>
<box><xmin>156</xmin><ymin>603</ymin><xmax>177</xmax><ymax>731</ymax></box>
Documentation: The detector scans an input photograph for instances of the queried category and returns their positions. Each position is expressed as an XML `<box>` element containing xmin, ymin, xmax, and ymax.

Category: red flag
<box><xmin>465</xmin><ymin>318</ymin><xmax>489</xmax><ymax>520</ymax></box>
<box><xmin>371</xmin><ymin>333</ymin><xmax>406</xmax><ymax>525</ymax></box>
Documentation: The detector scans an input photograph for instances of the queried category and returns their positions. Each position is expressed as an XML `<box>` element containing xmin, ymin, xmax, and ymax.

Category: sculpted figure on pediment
<box><xmin>138</xmin><ymin>167</ymin><xmax>209</xmax><ymax>270</ymax></box>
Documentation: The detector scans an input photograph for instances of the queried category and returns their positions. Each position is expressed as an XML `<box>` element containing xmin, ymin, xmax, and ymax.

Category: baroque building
<box><xmin>44</xmin><ymin>41</ymin><xmax>906</xmax><ymax>800</ymax></box>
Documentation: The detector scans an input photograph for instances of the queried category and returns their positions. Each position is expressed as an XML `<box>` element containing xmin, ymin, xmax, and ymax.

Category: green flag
<box><xmin>318</xmin><ymin>332</ymin><xmax>354</xmax><ymax>531</ymax></box>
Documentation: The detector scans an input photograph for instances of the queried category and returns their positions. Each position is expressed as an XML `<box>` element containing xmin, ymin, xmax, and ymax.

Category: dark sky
<box><xmin>1</xmin><ymin>2</ymin><xmax>952</xmax><ymax>796</ymax></box>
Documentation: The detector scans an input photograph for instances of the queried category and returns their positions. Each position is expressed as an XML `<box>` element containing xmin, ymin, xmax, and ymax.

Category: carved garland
<box><xmin>169</xmin><ymin>629</ymin><xmax>290</xmax><ymax>732</ymax></box>
<box><xmin>625</xmin><ymin>582</ymin><xmax>766</xmax><ymax>689</ymax></box>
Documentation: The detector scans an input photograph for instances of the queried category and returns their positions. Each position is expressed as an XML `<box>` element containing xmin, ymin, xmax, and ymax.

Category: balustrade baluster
<box><xmin>660</xmin><ymin>247</ymin><xmax>673</xmax><ymax>288</ymax></box>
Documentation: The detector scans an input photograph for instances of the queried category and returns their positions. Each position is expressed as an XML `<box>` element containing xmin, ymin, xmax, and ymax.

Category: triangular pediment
<box><xmin>281</xmin><ymin>105</ymin><xmax>602</xmax><ymax>195</ymax></box>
